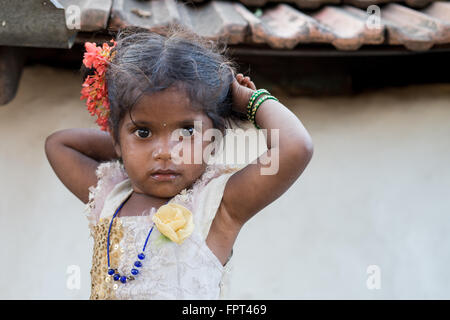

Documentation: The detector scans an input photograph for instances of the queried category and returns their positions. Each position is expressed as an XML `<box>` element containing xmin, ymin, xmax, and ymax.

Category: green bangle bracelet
<box><xmin>250</xmin><ymin>95</ymin><xmax>279</xmax><ymax>129</ymax></box>
<box><xmin>246</xmin><ymin>89</ymin><xmax>270</xmax><ymax>120</ymax></box>
<box><xmin>247</xmin><ymin>89</ymin><xmax>269</xmax><ymax>120</ymax></box>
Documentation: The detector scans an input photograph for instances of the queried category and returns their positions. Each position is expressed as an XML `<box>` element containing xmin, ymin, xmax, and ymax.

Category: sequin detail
<box><xmin>90</xmin><ymin>217</ymin><xmax>124</xmax><ymax>300</ymax></box>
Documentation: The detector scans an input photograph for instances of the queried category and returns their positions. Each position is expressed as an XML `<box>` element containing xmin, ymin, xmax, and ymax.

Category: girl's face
<box><xmin>112</xmin><ymin>86</ymin><xmax>215</xmax><ymax>199</ymax></box>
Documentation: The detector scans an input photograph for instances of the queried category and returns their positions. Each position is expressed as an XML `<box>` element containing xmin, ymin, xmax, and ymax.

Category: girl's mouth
<box><xmin>150</xmin><ymin>173</ymin><xmax>180</xmax><ymax>182</ymax></box>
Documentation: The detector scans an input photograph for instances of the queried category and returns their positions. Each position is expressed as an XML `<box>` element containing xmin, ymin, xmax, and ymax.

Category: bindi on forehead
<box><xmin>124</xmin><ymin>86</ymin><xmax>214</xmax><ymax>130</ymax></box>
<box><xmin>125</xmin><ymin>106</ymin><xmax>211</xmax><ymax>131</ymax></box>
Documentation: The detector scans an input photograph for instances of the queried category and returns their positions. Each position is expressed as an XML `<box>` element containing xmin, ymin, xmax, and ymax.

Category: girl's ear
<box><xmin>114</xmin><ymin>142</ymin><xmax>122</xmax><ymax>159</ymax></box>
<box><xmin>108</xmin><ymin>128</ymin><xmax>122</xmax><ymax>158</ymax></box>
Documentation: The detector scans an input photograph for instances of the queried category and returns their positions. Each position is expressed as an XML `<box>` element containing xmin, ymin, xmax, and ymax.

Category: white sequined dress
<box><xmin>84</xmin><ymin>159</ymin><xmax>243</xmax><ymax>300</ymax></box>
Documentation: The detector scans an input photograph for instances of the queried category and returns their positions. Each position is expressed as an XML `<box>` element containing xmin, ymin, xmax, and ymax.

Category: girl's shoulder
<box><xmin>84</xmin><ymin>160</ymin><xmax>128</xmax><ymax>230</ymax></box>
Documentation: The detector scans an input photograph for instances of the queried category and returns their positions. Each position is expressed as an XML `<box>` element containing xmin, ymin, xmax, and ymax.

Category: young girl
<box><xmin>45</xmin><ymin>26</ymin><xmax>313</xmax><ymax>300</ymax></box>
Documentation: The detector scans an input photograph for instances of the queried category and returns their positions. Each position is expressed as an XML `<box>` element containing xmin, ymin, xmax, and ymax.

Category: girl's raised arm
<box><xmin>45</xmin><ymin>128</ymin><xmax>118</xmax><ymax>204</ymax></box>
<box><xmin>221</xmin><ymin>75</ymin><xmax>314</xmax><ymax>227</ymax></box>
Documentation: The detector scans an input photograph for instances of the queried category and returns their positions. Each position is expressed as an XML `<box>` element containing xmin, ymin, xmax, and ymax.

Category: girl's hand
<box><xmin>230</xmin><ymin>73</ymin><xmax>257</xmax><ymax>114</ymax></box>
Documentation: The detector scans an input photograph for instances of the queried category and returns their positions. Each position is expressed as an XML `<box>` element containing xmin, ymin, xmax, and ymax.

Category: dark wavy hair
<box><xmin>92</xmin><ymin>24</ymin><xmax>247</xmax><ymax>143</ymax></box>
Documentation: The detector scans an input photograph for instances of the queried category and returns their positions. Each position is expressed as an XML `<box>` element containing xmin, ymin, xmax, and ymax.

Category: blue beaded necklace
<box><xmin>106</xmin><ymin>196</ymin><xmax>169</xmax><ymax>284</ymax></box>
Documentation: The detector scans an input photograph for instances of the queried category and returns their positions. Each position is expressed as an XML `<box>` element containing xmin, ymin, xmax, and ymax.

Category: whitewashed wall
<box><xmin>0</xmin><ymin>65</ymin><xmax>449</xmax><ymax>299</ymax></box>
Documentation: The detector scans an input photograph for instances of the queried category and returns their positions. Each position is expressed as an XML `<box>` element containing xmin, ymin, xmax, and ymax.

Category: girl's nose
<box><xmin>152</xmin><ymin>135</ymin><xmax>176</xmax><ymax>161</ymax></box>
<box><xmin>152</xmin><ymin>145</ymin><xmax>172</xmax><ymax>161</ymax></box>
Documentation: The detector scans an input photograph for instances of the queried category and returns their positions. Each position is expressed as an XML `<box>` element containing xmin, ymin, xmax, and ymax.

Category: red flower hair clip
<box><xmin>80</xmin><ymin>39</ymin><xmax>117</xmax><ymax>131</ymax></box>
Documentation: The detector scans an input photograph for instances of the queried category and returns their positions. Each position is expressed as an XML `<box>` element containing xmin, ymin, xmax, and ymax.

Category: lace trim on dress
<box><xmin>84</xmin><ymin>159</ymin><xmax>244</xmax><ymax>299</ymax></box>
<box><xmin>84</xmin><ymin>160</ymin><xmax>128</xmax><ymax>236</ymax></box>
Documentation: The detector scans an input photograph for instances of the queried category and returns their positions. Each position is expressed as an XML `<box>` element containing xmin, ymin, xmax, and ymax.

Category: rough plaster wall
<box><xmin>0</xmin><ymin>65</ymin><xmax>449</xmax><ymax>299</ymax></box>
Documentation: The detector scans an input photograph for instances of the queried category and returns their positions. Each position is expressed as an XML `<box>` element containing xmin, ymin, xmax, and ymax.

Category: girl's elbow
<box><xmin>292</xmin><ymin>136</ymin><xmax>314</xmax><ymax>168</ymax></box>
<box><xmin>304</xmin><ymin>137</ymin><xmax>314</xmax><ymax>160</ymax></box>
<box><xmin>45</xmin><ymin>129</ymin><xmax>64</xmax><ymax>143</ymax></box>
<box><xmin>296</xmin><ymin>133</ymin><xmax>314</xmax><ymax>158</ymax></box>
<box><xmin>291</xmin><ymin>123</ymin><xmax>314</xmax><ymax>162</ymax></box>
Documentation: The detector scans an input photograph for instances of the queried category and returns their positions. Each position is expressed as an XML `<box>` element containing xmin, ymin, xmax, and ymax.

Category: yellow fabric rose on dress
<box><xmin>152</xmin><ymin>203</ymin><xmax>194</xmax><ymax>245</ymax></box>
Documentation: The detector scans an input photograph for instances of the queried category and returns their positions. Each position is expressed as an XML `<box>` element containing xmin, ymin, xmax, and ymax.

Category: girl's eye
<box><xmin>134</xmin><ymin>128</ymin><xmax>151</xmax><ymax>139</ymax></box>
<box><xmin>180</xmin><ymin>126</ymin><xmax>195</xmax><ymax>137</ymax></box>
